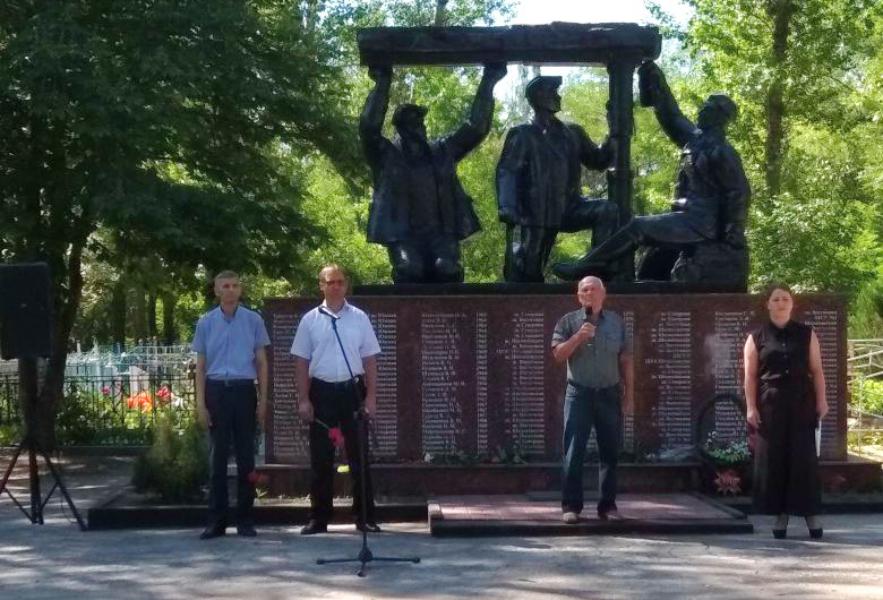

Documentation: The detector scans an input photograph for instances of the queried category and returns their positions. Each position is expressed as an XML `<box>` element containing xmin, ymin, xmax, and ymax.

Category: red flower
<box><xmin>125</xmin><ymin>391</ymin><xmax>153</xmax><ymax>412</ymax></box>
<box><xmin>714</xmin><ymin>468</ymin><xmax>742</xmax><ymax>495</ymax></box>
<box><xmin>246</xmin><ymin>470</ymin><xmax>269</xmax><ymax>486</ymax></box>
<box><xmin>101</xmin><ymin>386</ymin><xmax>112</xmax><ymax>397</ymax></box>
<box><xmin>328</xmin><ymin>427</ymin><xmax>345</xmax><ymax>449</ymax></box>
<box><xmin>156</xmin><ymin>385</ymin><xmax>171</xmax><ymax>399</ymax></box>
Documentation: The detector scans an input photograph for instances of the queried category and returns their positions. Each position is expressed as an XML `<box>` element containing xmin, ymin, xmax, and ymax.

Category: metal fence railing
<box><xmin>0</xmin><ymin>373</ymin><xmax>196</xmax><ymax>446</ymax></box>
<box><xmin>846</xmin><ymin>339</ymin><xmax>883</xmax><ymax>456</ymax></box>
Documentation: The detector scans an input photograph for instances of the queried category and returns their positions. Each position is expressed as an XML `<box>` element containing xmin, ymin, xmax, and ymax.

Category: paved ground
<box><xmin>1</xmin><ymin>454</ymin><xmax>882</xmax><ymax>599</ymax></box>
<box><xmin>2</xmin><ymin>512</ymin><xmax>882</xmax><ymax>599</ymax></box>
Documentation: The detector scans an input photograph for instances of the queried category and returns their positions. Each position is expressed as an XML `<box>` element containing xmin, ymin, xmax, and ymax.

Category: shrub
<box><xmin>56</xmin><ymin>390</ymin><xmax>99</xmax><ymax>445</ymax></box>
<box><xmin>851</xmin><ymin>378</ymin><xmax>883</xmax><ymax>416</ymax></box>
<box><xmin>0</xmin><ymin>422</ymin><xmax>22</xmax><ymax>446</ymax></box>
<box><xmin>132</xmin><ymin>414</ymin><xmax>209</xmax><ymax>503</ymax></box>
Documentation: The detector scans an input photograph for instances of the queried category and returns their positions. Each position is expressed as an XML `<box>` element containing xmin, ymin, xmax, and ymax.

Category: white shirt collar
<box><xmin>320</xmin><ymin>299</ymin><xmax>350</xmax><ymax>316</ymax></box>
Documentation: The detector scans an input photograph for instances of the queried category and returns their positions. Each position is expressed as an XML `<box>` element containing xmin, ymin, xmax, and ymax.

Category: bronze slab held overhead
<box><xmin>357</xmin><ymin>23</ymin><xmax>662</xmax><ymax>66</ymax></box>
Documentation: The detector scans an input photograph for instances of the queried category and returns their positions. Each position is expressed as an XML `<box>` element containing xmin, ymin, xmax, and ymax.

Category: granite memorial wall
<box><xmin>265</xmin><ymin>294</ymin><xmax>846</xmax><ymax>464</ymax></box>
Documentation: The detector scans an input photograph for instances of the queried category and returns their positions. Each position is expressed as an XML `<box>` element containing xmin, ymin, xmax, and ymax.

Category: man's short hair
<box><xmin>318</xmin><ymin>264</ymin><xmax>347</xmax><ymax>282</ymax></box>
<box><xmin>578</xmin><ymin>275</ymin><xmax>605</xmax><ymax>290</ymax></box>
<box><xmin>214</xmin><ymin>270</ymin><xmax>239</xmax><ymax>283</ymax></box>
<box><xmin>391</xmin><ymin>103</ymin><xmax>428</xmax><ymax>130</ymax></box>
<box><xmin>525</xmin><ymin>75</ymin><xmax>562</xmax><ymax>106</ymax></box>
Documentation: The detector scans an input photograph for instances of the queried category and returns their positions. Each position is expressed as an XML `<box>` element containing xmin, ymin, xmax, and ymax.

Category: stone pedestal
<box><xmin>264</xmin><ymin>288</ymin><xmax>848</xmax><ymax>465</ymax></box>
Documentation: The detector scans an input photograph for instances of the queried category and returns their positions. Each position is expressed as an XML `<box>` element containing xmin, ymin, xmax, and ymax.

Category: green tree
<box><xmin>650</xmin><ymin>0</ymin><xmax>883</xmax><ymax>295</ymax></box>
<box><xmin>290</xmin><ymin>0</ymin><xmax>516</xmax><ymax>285</ymax></box>
<box><xmin>0</xmin><ymin>1</ymin><xmax>357</xmax><ymax>447</ymax></box>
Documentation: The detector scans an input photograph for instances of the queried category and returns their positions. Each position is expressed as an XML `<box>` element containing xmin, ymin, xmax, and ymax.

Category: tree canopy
<box><xmin>4</xmin><ymin>0</ymin><xmax>883</xmax><ymax>373</ymax></box>
<box><xmin>0</xmin><ymin>0</ymin><xmax>368</xmax><ymax>444</ymax></box>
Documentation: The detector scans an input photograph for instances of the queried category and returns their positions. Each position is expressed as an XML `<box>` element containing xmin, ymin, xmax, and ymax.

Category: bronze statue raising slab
<box><xmin>553</xmin><ymin>61</ymin><xmax>750</xmax><ymax>288</ymax></box>
<box><xmin>496</xmin><ymin>75</ymin><xmax>619</xmax><ymax>282</ymax></box>
<box><xmin>360</xmin><ymin>63</ymin><xmax>506</xmax><ymax>283</ymax></box>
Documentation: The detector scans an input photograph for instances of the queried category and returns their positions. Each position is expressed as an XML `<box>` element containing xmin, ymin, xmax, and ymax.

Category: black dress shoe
<box><xmin>805</xmin><ymin>516</ymin><xmax>823</xmax><ymax>539</ymax></box>
<box><xmin>772</xmin><ymin>529</ymin><xmax>787</xmax><ymax>539</ymax></box>
<box><xmin>200</xmin><ymin>523</ymin><xmax>227</xmax><ymax>540</ymax></box>
<box><xmin>237</xmin><ymin>524</ymin><xmax>257</xmax><ymax>537</ymax></box>
<box><xmin>355</xmin><ymin>520</ymin><xmax>381</xmax><ymax>533</ymax></box>
<box><xmin>300</xmin><ymin>520</ymin><xmax>328</xmax><ymax>535</ymax></box>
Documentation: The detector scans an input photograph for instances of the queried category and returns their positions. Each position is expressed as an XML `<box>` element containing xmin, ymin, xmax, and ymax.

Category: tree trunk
<box><xmin>131</xmin><ymin>290</ymin><xmax>148</xmax><ymax>343</ymax></box>
<box><xmin>434</xmin><ymin>0</ymin><xmax>449</xmax><ymax>26</ymax></box>
<box><xmin>764</xmin><ymin>0</ymin><xmax>794</xmax><ymax>202</ymax></box>
<box><xmin>34</xmin><ymin>235</ymin><xmax>87</xmax><ymax>451</ymax></box>
<box><xmin>111</xmin><ymin>280</ymin><xmax>127</xmax><ymax>351</ymax></box>
<box><xmin>19</xmin><ymin>358</ymin><xmax>39</xmax><ymax>444</ymax></box>
<box><xmin>147</xmin><ymin>293</ymin><xmax>158</xmax><ymax>341</ymax></box>
<box><xmin>162</xmin><ymin>292</ymin><xmax>177</xmax><ymax>345</ymax></box>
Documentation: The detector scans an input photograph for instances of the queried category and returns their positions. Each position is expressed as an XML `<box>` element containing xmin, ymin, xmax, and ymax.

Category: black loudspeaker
<box><xmin>0</xmin><ymin>263</ymin><xmax>53</xmax><ymax>360</ymax></box>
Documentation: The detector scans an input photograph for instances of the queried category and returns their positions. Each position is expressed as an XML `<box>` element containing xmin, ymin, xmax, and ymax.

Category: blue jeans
<box><xmin>561</xmin><ymin>382</ymin><xmax>622</xmax><ymax>514</ymax></box>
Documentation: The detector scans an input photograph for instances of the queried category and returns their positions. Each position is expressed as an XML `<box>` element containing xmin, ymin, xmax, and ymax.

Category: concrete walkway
<box><xmin>1</xmin><ymin>453</ymin><xmax>882</xmax><ymax>599</ymax></box>
<box><xmin>2</xmin><ymin>506</ymin><xmax>882</xmax><ymax>599</ymax></box>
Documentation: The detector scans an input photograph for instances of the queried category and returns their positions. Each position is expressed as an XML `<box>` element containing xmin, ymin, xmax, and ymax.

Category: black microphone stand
<box><xmin>315</xmin><ymin>308</ymin><xmax>420</xmax><ymax>577</ymax></box>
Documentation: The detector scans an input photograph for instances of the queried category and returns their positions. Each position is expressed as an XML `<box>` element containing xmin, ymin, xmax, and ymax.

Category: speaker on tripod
<box><xmin>0</xmin><ymin>263</ymin><xmax>86</xmax><ymax>530</ymax></box>
<box><xmin>0</xmin><ymin>262</ymin><xmax>53</xmax><ymax>360</ymax></box>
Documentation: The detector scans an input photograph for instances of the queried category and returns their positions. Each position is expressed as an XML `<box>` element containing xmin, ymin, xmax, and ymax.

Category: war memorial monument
<box><xmin>259</xmin><ymin>24</ymin><xmax>868</xmax><ymax>508</ymax></box>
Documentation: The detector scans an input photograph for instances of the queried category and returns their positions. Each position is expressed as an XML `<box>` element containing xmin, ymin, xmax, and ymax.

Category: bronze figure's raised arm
<box><xmin>553</xmin><ymin>61</ymin><xmax>751</xmax><ymax>289</ymax></box>
<box><xmin>361</xmin><ymin>63</ymin><xmax>507</xmax><ymax>284</ymax></box>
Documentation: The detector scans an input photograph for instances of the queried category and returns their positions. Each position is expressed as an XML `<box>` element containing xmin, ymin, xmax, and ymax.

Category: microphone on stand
<box><xmin>318</xmin><ymin>306</ymin><xmax>341</xmax><ymax>327</ymax></box>
<box><xmin>318</xmin><ymin>306</ymin><xmax>363</xmax><ymax>419</ymax></box>
<box><xmin>318</xmin><ymin>306</ymin><xmax>339</xmax><ymax>319</ymax></box>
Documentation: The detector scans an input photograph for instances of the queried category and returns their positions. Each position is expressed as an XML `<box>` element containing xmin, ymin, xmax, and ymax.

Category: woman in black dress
<box><xmin>743</xmin><ymin>283</ymin><xmax>829</xmax><ymax>539</ymax></box>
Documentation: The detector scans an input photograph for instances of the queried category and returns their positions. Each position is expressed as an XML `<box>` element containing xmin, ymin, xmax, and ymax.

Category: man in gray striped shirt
<box><xmin>552</xmin><ymin>276</ymin><xmax>633</xmax><ymax>523</ymax></box>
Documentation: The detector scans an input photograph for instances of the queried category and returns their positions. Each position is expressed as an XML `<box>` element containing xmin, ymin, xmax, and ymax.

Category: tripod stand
<box><xmin>315</xmin><ymin>308</ymin><xmax>420</xmax><ymax>577</ymax></box>
<box><xmin>0</xmin><ymin>358</ymin><xmax>86</xmax><ymax>530</ymax></box>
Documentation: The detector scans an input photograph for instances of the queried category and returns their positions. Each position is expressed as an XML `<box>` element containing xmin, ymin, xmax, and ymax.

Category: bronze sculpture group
<box><xmin>359</xmin><ymin>31</ymin><xmax>750</xmax><ymax>288</ymax></box>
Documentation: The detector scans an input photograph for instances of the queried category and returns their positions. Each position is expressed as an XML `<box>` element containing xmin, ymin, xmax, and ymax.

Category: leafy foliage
<box><xmin>131</xmin><ymin>415</ymin><xmax>209</xmax><ymax>503</ymax></box>
<box><xmin>649</xmin><ymin>1</ymin><xmax>883</xmax><ymax>296</ymax></box>
<box><xmin>703</xmin><ymin>431</ymin><xmax>751</xmax><ymax>466</ymax></box>
<box><xmin>0</xmin><ymin>1</ymin><xmax>368</xmax><ymax>441</ymax></box>
<box><xmin>5</xmin><ymin>0</ymin><xmax>883</xmax><ymax>355</ymax></box>
<box><xmin>852</xmin><ymin>378</ymin><xmax>883</xmax><ymax>416</ymax></box>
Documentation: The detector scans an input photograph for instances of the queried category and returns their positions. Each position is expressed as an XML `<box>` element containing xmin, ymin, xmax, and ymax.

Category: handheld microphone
<box><xmin>584</xmin><ymin>307</ymin><xmax>595</xmax><ymax>345</ymax></box>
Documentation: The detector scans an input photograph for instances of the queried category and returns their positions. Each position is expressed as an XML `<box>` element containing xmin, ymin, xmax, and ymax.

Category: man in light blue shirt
<box><xmin>291</xmin><ymin>264</ymin><xmax>381</xmax><ymax>534</ymax></box>
<box><xmin>193</xmin><ymin>270</ymin><xmax>270</xmax><ymax>539</ymax></box>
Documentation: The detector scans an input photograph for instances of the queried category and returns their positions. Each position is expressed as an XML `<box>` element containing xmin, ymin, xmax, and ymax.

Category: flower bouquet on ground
<box><xmin>701</xmin><ymin>431</ymin><xmax>752</xmax><ymax>495</ymax></box>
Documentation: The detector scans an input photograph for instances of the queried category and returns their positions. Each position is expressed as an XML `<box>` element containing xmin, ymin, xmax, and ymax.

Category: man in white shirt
<box><xmin>290</xmin><ymin>264</ymin><xmax>381</xmax><ymax>534</ymax></box>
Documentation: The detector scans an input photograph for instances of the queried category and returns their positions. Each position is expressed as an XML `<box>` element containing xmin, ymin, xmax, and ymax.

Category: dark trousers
<box><xmin>586</xmin><ymin>212</ymin><xmax>713</xmax><ymax>266</ymax></box>
<box><xmin>561</xmin><ymin>382</ymin><xmax>622</xmax><ymax>514</ymax></box>
<box><xmin>309</xmin><ymin>377</ymin><xmax>375</xmax><ymax>524</ymax></box>
<box><xmin>205</xmin><ymin>380</ymin><xmax>257</xmax><ymax>525</ymax></box>
<box><xmin>505</xmin><ymin>198</ymin><xmax>618</xmax><ymax>282</ymax></box>
<box><xmin>387</xmin><ymin>235</ymin><xmax>463</xmax><ymax>284</ymax></box>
